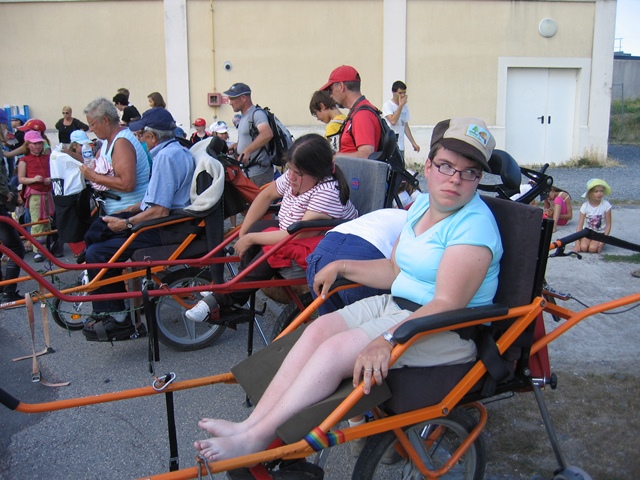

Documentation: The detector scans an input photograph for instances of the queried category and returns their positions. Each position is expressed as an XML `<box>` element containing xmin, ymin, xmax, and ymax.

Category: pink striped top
<box><xmin>275</xmin><ymin>170</ymin><xmax>358</xmax><ymax>230</ymax></box>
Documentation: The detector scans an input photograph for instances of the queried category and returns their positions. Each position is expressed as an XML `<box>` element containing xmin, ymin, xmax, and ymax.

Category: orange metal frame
<box><xmin>4</xmin><ymin>218</ymin><xmax>640</xmax><ymax>478</ymax></box>
<box><xmin>5</xmin><ymin>282</ymin><xmax>639</xmax><ymax>479</ymax></box>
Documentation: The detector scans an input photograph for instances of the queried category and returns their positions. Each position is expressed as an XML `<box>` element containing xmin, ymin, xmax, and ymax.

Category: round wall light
<box><xmin>539</xmin><ymin>18</ymin><xmax>557</xmax><ymax>38</ymax></box>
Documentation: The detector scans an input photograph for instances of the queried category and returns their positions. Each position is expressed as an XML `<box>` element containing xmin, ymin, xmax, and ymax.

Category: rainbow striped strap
<box><xmin>304</xmin><ymin>427</ymin><xmax>346</xmax><ymax>451</ymax></box>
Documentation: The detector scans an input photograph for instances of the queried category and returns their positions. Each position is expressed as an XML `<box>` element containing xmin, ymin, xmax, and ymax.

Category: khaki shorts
<box><xmin>339</xmin><ymin>294</ymin><xmax>477</xmax><ymax>368</ymax></box>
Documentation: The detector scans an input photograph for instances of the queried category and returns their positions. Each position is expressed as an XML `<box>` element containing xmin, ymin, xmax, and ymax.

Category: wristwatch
<box><xmin>126</xmin><ymin>221</ymin><xmax>134</xmax><ymax>230</ymax></box>
<box><xmin>381</xmin><ymin>331</ymin><xmax>397</xmax><ymax>347</ymax></box>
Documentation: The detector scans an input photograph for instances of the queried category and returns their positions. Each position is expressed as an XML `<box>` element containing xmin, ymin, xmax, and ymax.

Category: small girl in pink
<box><xmin>543</xmin><ymin>186</ymin><xmax>572</xmax><ymax>232</ymax></box>
<box><xmin>574</xmin><ymin>178</ymin><xmax>612</xmax><ymax>254</ymax></box>
<box><xmin>17</xmin><ymin>130</ymin><xmax>55</xmax><ymax>261</ymax></box>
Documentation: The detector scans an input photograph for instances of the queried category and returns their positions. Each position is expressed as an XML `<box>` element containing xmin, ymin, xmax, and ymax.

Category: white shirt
<box><xmin>382</xmin><ymin>100</ymin><xmax>410</xmax><ymax>151</ymax></box>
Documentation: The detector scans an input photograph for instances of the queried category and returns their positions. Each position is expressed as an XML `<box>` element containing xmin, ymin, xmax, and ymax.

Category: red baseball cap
<box><xmin>320</xmin><ymin>65</ymin><xmax>361</xmax><ymax>91</ymax></box>
<box><xmin>192</xmin><ymin>118</ymin><xmax>206</xmax><ymax>127</ymax></box>
<box><xmin>17</xmin><ymin>118</ymin><xmax>47</xmax><ymax>132</ymax></box>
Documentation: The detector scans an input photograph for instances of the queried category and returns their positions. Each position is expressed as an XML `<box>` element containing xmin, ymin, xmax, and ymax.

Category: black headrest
<box><xmin>206</xmin><ymin>136</ymin><xmax>228</xmax><ymax>157</ymax></box>
<box><xmin>487</xmin><ymin>150</ymin><xmax>522</xmax><ymax>191</ymax></box>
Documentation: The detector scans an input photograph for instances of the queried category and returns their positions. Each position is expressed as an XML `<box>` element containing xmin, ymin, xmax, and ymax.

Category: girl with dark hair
<box><xmin>147</xmin><ymin>92</ymin><xmax>166</xmax><ymax>109</ymax></box>
<box><xmin>186</xmin><ymin>133</ymin><xmax>358</xmax><ymax>323</ymax></box>
<box><xmin>543</xmin><ymin>186</ymin><xmax>572</xmax><ymax>232</ymax></box>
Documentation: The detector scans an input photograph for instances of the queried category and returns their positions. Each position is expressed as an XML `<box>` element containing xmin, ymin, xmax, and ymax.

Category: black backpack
<box><xmin>345</xmin><ymin>103</ymin><xmax>405</xmax><ymax>170</ymax></box>
<box><xmin>250</xmin><ymin>105</ymin><xmax>294</xmax><ymax>167</ymax></box>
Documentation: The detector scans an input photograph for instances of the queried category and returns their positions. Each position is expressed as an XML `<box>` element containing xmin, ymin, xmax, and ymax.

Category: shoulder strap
<box><xmin>341</xmin><ymin>101</ymin><xmax>384</xmax><ymax>149</ymax></box>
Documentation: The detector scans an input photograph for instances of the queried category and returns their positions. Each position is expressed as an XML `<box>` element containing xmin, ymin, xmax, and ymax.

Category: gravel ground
<box><xmin>541</xmin><ymin>144</ymin><xmax>640</xmax><ymax>203</ymax></box>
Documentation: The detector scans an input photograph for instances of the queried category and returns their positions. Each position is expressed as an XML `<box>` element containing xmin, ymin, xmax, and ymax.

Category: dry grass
<box><xmin>483</xmin><ymin>371</ymin><xmax>640</xmax><ymax>479</ymax></box>
<box><xmin>610</xmin><ymin>98</ymin><xmax>640</xmax><ymax>145</ymax></box>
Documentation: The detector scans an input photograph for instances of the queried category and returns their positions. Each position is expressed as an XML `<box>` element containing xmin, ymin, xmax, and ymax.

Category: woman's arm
<box><xmin>313</xmin><ymin>257</ymin><xmax>398</xmax><ymax>299</ymax></box>
<box><xmin>235</xmin><ymin>193</ymin><xmax>335</xmax><ymax>258</ymax></box>
<box><xmin>353</xmin><ymin>244</ymin><xmax>493</xmax><ymax>393</ymax></box>
<box><xmin>238</xmin><ymin>182</ymin><xmax>279</xmax><ymax>236</ymax></box>
<box><xmin>74</xmin><ymin>118</ymin><xmax>90</xmax><ymax>131</ymax></box>
<box><xmin>79</xmin><ymin>137</ymin><xmax>137</xmax><ymax>192</ymax></box>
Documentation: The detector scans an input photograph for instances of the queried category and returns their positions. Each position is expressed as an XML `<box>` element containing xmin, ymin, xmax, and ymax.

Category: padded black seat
<box><xmin>382</xmin><ymin>195</ymin><xmax>545</xmax><ymax>414</ymax></box>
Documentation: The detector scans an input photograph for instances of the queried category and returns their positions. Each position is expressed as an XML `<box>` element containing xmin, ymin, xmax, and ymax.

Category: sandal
<box><xmin>83</xmin><ymin>315</ymin><xmax>146</xmax><ymax>342</ymax></box>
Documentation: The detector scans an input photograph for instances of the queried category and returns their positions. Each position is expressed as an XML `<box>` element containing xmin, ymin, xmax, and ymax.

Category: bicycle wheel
<box><xmin>51</xmin><ymin>292</ymin><xmax>91</xmax><ymax>330</ymax></box>
<box><xmin>269</xmin><ymin>292</ymin><xmax>315</xmax><ymax>341</ymax></box>
<box><xmin>154</xmin><ymin>268</ymin><xmax>226</xmax><ymax>351</ymax></box>
<box><xmin>352</xmin><ymin>407</ymin><xmax>486</xmax><ymax>480</ymax></box>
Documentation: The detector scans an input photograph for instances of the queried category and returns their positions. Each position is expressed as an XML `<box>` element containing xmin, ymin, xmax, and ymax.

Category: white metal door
<box><xmin>506</xmin><ymin>68</ymin><xmax>576</xmax><ymax>165</ymax></box>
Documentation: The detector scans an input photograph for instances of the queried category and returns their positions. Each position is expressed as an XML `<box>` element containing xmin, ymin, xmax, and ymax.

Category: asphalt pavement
<box><xmin>1</xmin><ymin>150</ymin><xmax>640</xmax><ymax>479</ymax></box>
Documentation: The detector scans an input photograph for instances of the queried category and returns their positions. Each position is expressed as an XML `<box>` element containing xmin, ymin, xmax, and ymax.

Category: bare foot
<box><xmin>198</xmin><ymin>418</ymin><xmax>248</xmax><ymax>437</ymax></box>
<box><xmin>194</xmin><ymin>433</ymin><xmax>266</xmax><ymax>461</ymax></box>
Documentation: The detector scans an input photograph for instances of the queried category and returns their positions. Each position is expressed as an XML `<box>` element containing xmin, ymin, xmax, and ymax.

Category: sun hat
<box><xmin>128</xmin><ymin>108</ymin><xmax>176</xmax><ymax>132</ymax></box>
<box><xmin>70</xmin><ymin>130</ymin><xmax>92</xmax><ymax>145</ymax></box>
<box><xmin>320</xmin><ymin>65</ymin><xmax>361</xmax><ymax>91</ymax></box>
<box><xmin>17</xmin><ymin>118</ymin><xmax>46</xmax><ymax>132</ymax></box>
<box><xmin>24</xmin><ymin>130</ymin><xmax>45</xmax><ymax>143</ymax></box>
<box><xmin>582</xmin><ymin>178</ymin><xmax>612</xmax><ymax>198</ymax></box>
<box><xmin>192</xmin><ymin>118</ymin><xmax>206</xmax><ymax>127</ymax></box>
<box><xmin>223</xmin><ymin>83</ymin><xmax>252</xmax><ymax>98</ymax></box>
<box><xmin>211</xmin><ymin>120</ymin><xmax>228</xmax><ymax>134</ymax></box>
<box><xmin>429</xmin><ymin>117</ymin><xmax>495</xmax><ymax>172</ymax></box>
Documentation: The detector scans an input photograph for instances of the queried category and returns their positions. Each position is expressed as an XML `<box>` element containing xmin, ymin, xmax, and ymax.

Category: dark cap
<box><xmin>223</xmin><ymin>83</ymin><xmax>252</xmax><ymax>98</ymax></box>
<box><xmin>430</xmin><ymin>117</ymin><xmax>495</xmax><ymax>172</ymax></box>
<box><xmin>0</xmin><ymin>110</ymin><xmax>8</xmax><ymax>125</ymax></box>
<box><xmin>128</xmin><ymin>108</ymin><xmax>176</xmax><ymax>132</ymax></box>
<box><xmin>320</xmin><ymin>65</ymin><xmax>361</xmax><ymax>91</ymax></box>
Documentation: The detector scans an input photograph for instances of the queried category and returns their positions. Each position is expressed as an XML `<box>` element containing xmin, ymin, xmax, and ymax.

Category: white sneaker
<box><xmin>185</xmin><ymin>294</ymin><xmax>217</xmax><ymax>322</ymax></box>
<box><xmin>185</xmin><ymin>300</ymin><xmax>210</xmax><ymax>322</ymax></box>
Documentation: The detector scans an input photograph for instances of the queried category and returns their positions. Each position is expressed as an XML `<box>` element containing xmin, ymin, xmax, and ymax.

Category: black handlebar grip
<box><xmin>0</xmin><ymin>387</ymin><xmax>20</xmax><ymax>410</ymax></box>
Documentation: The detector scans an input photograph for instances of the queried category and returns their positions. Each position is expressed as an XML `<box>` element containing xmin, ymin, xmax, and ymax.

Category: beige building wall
<box><xmin>0</xmin><ymin>0</ymin><xmax>614</xmax><ymax>165</ymax></box>
<box><xmin>0</xmin><ymin>1</ymin><xmax>166</xmax><ymax>128</ymax></box>
<box><xmin>406</xmin><ymin>0</ymin><xmax>596</xmax><ymax>123</ymax></box>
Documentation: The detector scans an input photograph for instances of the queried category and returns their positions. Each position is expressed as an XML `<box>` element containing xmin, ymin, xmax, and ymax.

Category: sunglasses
<box><xmin>62</xmin><ymin>111</ymin><xmax>71</xmax><ymax>115</ymax></box>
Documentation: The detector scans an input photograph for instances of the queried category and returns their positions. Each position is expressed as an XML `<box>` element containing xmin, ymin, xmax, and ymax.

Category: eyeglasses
<box><xmin>87</xmin><ymin>117</ymin><xmax>102</xmax><ymax>129</ymax></box>
<box><xmin>62</xmin><ymin>111</ymin><xmax>71</xmax><ymax>115</ymax></box>
<box><xmin>432</xmin><ymin>161</ymin><xmax>481</xmax><ymax>181</ymax></box>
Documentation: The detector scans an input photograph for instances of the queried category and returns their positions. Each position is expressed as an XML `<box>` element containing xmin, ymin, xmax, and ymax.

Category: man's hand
<box><xmin>352</xmin><ymin>336</ymin><xmax>393</xmax><ymax>394</ymax></box>
<box><xmin>398</xmin><ymin>94</ymin><xmax>408</xmax><ymax>108</ymax></box>
<box><xmin>102</xmin><ymin>216</ymin><xmax>128</xmax><ymax>232</ymax></box>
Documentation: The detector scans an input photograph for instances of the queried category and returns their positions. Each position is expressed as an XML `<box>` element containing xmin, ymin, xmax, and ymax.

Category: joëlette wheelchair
<box><xmin>5</xmin><ymin>149</ymin><xmax>634</xmax><ymax>479</ymax></box>
<box><xmin>0</xmin><ymin>140</ymin><xmax>413</xmax><ymax>354</ymax></box>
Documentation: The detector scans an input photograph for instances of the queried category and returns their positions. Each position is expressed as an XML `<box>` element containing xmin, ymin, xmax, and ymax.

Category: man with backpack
<box><xmin>320</xmin><ymin>65</ymin><xmax>381</xmax><ymax>159</ymax></box>
<box><xmin>224</xmin><ymin>83</ymin><xmax>274</xmax><ymax>187</ymax></box>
